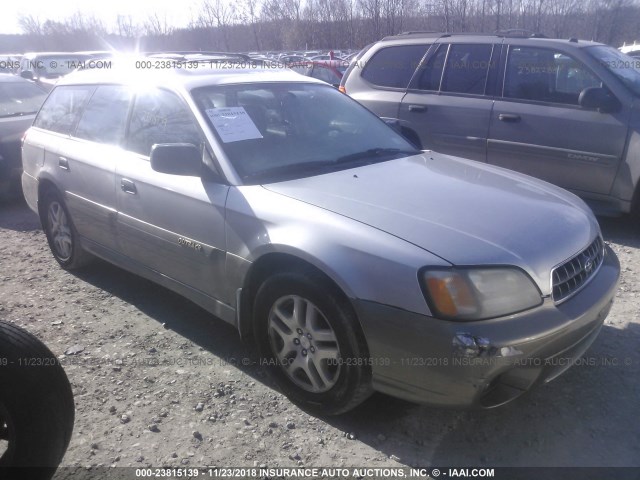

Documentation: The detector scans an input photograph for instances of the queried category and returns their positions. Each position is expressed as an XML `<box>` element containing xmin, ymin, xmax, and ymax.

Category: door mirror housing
<box><xmin>20</xmin><ymin>71</ymin><xmax>34</xmax><ymax>80</ymax></box>
<box><xmin>579</xmin><ymin>87</ymin><xmax>620</xmax><ymax>114</ymax></box>
<box><xmin>382</xmin><ymin>117</ymin><xmax>402</xmax><ymax>133</ymax></box>
<box><xmin>150</xmin><ymin>143</ymin><xmax>202</xmax><ymax>176</ymax></box>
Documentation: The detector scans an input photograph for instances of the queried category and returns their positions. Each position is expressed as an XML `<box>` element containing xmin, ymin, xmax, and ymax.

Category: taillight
<box><xmin>338</xmin><ymin>85</ymin><xmax>346</xmax><ymax>94</ymax></box>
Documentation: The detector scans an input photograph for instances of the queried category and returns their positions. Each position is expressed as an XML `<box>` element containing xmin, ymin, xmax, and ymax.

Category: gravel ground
<box><xmin>1</xmin><ymin>197</ymin><xmax>639</xmax><ymax>471</ymax></box>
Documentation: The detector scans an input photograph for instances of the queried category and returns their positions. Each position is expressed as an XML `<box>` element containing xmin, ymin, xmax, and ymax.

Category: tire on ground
<box><xmin>40</xmin><ymin>188</ymin><xmax>93</xmax><ymax>270</ymax></box>
<box><xmin>253</xmin><ymin>270</ymin><xmax>373</xmax><ymax>415</ymax></box>
<box><xmin>0</xmin><ymin>321</ymin><xmax>75</xmax><ymax>474</ymax></box>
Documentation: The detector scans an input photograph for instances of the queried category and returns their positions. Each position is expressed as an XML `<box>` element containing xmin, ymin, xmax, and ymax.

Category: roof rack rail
<box><xmin>145</xmin><ymin>51</ymin><xmax>252</xmax><ymax>61</ymax></box>
<box><xmin>383</xmin><ymin>31</ymin><xmax>457</xmax><ymax>40</ymax></box>
<box><xmin>495</xmin><ymin>29</ymin><xmax>547</xmax><ymax>38</ymax></box>
<box><xmin>395</xmin><ymin>31</ymin><xmax>442</xmax><ymax>36</ymax></box>
<box><xmin>383</xmin><ymin>30</ymin><xmax>549</xmax><ymax>41</ymax></box>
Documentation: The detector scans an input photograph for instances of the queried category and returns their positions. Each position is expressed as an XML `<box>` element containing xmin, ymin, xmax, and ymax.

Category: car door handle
<box><xmin>498</xmin><ymin>113</ymin><xmax>521</xmax><ymax>122</ymax></box>
<box><xmin>58</xmin><ymin>157</ymin><xmax>69</xmax><ymax>171</ymax></box>
<box><xmin>408</xmin><ymin>104</ymin><xmax>427</xmax><ymax>113</ymax></box>
<box><xmin>120</xmin><ymin>179</ymin><xmax>137</xmax><ymax>195</ymax></box>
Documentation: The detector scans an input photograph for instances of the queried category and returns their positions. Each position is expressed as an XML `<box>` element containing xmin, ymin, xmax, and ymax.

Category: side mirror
<box><xmin>20</xmin><ymin>71</ymin><xmax>34</xmax><ymax>80</ymax></box>
<box><xmin>579</xmin><ymin>87</ymin><xmax>620</xmax><ymax>114</ymax></box>
<box><xmin>150</xmin><ymin>143</ymin><xmax>202</xmax><ymax>176</ymax></box>
<box><xmin>382</xmin><ymin>117</ymin><xmax>402</xmax><ymax>133</ymax></box>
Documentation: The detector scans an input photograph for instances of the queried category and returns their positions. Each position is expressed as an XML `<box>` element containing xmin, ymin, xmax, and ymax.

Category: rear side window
<box><xmin>75</xmin><ymin>86</ymin><xmax>132</xmax><ymax>145</ymax></box>
<box><xmin>361</xmin><ymin>45</ymin><xmax>427</xmax><ymax>88</ymax></box>
<box><xmin>504</xmin><ymin>46</ymin><xmax>601</xmax><ymax>105</ymax></box>
<box><xmin>127</xmin><ymin>88</ymin><xmax>203</xmax><ymax>157</ymax></box>
<box><xmin>441</xmin><ymin>44</ymin><xmax>493</xmax><ymax>95</ymax></box>
<box><xmin>416</xmin><ymin>45</ymin><xmax>447</xmax><ymax>90</ymax></box>
<box><xmin>311</xmin><ymin>66</ymin><xmax>338</xmax><ymax>84</ymax></box>
<box><xmin>33</xmin><ymin>86</ymin><xmax>94</xmax><ymax>135</ymax></box>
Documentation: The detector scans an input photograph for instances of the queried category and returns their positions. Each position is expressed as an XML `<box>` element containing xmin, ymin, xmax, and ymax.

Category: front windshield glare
<box><xmin>586</xmin><ymin>45</ymin><xmax>640</xmax><ymax>97</ymax></box>
<box><xmin>192</xmin><ymin>83</ymin><xmax>418</xmax><ymax>183</ymax></box>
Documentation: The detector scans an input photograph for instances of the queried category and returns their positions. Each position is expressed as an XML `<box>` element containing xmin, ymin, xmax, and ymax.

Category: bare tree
<box><xmin>116</xmin><ymin>15</ymin><xmax>142</xmax><ymax>38</ymax></box>
<box><xmin>144</xmin><ymin>13</ymin><xmax>174</xmax><ymax>36</ymax></box>
<box><xmin>238</xmin><ymin>0</ymin><xmax>263</xmax><ymax>50</ymax></box>
<box><xmin>198</xmin><ymin>0</ymin><xmax>237</xmax><ymax>50</ymax></box>
<box><xmin>17</xmin><ymin>14</ymin><xmax>44</xmax><ymax>35</ymax></box>
<box><xmin>548</xmin><ymin>0</ymin><xmax>581</xmax><ymax>37</ymax></box>
<box><xmin>11</xmin><ymin>0</ymin><xmax>640</xmax><ymax>54</ymax></box>
<box><xmin>359</xmin><ymin>0</ymin><xmax>382</xmax><ymax>40</ymax></box>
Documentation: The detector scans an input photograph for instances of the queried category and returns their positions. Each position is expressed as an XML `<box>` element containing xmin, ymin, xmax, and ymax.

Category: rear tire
<box><xmin>253</xmin><ymin>270</ymin><xmax>373</xmax><ymax>415</ymax></box>
<box><xmin>0</xmin><ymin>321</ymin><xmax>75</xmax><ymax>475</ymax></box>
<box><xmin>41</xmin><ymin>189</ymin><xmax>92</xmax><ymax>270</ymax></box>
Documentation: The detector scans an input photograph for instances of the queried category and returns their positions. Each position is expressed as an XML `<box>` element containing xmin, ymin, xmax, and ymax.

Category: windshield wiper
<box><xmin>242</xmin><ymin>148</ymin><xmax>421</xmax><ymax>184</ymax></box>
<box><xmin>243</xmin><ymin>160</ymin><xmax>337</xmax><ymax>182</ymax></box>
<box><xmin>335</xmin><ymin>147</ymin><xmax>420</xmax><ymax>164</ymax></box>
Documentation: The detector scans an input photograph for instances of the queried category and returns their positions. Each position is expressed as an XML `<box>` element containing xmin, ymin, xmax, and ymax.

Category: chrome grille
<box><xmin>552</xmin><ymin>236</ymin><xmax>604</xmax><ymax>303</ymax></box>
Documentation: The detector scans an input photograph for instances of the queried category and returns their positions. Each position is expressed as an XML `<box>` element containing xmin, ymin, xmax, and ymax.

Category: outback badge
<box><xmin>178</xmin><ymin>237</ymin><xmax>203</xmax><ymax>251</ymax></box>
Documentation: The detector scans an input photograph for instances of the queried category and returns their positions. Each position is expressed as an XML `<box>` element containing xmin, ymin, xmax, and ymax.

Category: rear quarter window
<box><xmin>75</xmin><ymin>85</ymin><xmax>132</xmax><ymax>145</ymax></box>
<box><xmin>33</xmin><ymin>85</ymin><xmax>94</xmax><ymax>135</ymax></box>
<box><xmin>504</xmin><ymin>46</ymin><xmax>601</xmax><ymax>105</ymax></box>
<box><xmin>441</xmin><ymin>44</ymin><xmax>494</xmax><ymax>95</ymax></box>
<box><xmin>361</xmin><ymin>45</ymin><xmax>428</xmax><ymax>88</ymax></box>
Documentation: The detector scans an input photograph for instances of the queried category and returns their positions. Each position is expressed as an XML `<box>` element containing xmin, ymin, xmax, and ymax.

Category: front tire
<box><xmin>254</xmin><ymin>271</ymin><xmax>373</xmax><ymax>415</ymax></box>
<box><xmin>41</xmin><ymin>189</ymin><xmax>92</xmax><ymax>270</ymax></box>
<box><xmin>0</xmin><ymin>321</ymin><xmax>75</xmax><ymax>475</ymax></box>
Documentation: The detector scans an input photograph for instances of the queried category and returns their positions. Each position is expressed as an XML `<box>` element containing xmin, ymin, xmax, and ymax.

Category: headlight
<box><xmin>420</xmin><ymin>267</ymin><xmax>542</xmax><ymax>321</ymax></box>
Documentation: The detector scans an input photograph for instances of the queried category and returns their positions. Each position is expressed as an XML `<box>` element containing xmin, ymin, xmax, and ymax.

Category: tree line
<box><xmin>3</xmin><ymin>0</ymin><xmax>640</xmax><ymax>54</ymax></box>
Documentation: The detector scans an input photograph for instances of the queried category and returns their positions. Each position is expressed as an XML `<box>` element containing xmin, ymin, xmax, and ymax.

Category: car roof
<box><xmin>0</xmin><ymin>73</ymin><xmax>33</xmax><ymax>83</ymax></box>
<box><xmin>22</xmin><ymin>52</ymin><xmax>93</xmax><ymax>59</ymax></box>
<box><xmin>378</xmin><ymin>32</ymin><xmax>605</xmax><ymax>49</ymax></box>
<box><xmin>56</xmin><ymin>60</ymin><xmax>326</xmax><ymax>90</ymax></box>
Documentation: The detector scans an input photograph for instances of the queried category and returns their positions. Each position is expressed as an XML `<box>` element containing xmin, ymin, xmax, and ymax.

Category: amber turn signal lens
<box><xmin>426</xmin><ymin>273</ymin><xmax>477</xmax><ymax>317</ymax></box>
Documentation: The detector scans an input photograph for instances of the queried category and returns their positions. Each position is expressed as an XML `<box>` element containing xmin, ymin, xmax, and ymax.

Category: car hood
<box><xmin>262</xmin><ymin>153</ymin><xmax>600</xmax><ymax>295</ymax></box>
<box><xmin>0</xmin><ymin>114</ymin><xmax>35</xmax><ymax>167</ymax></box>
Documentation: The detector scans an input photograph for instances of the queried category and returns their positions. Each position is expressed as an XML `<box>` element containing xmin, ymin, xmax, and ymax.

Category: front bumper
<box><xmin>0</xmin><ymin>156</ymin><xmax>22</xmax><ymax>195</ymax></box>
<box><xmin>354</xmin><ymin>245</ymin><xmax>620</xmax><ymax>408</ymax></box>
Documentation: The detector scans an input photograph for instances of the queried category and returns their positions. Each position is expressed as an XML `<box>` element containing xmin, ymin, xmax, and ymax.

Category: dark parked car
<box><xmin>342</xmin><ymin>32</ymin><xmax>640</xmax><ymax>216</ymax></box>
<box><xmin>0</xmin><ymin>74</ymin><xmax>47</xmax><ymax>199</ymax></box>
<box><xmin>18</xmin><ymin>52</ymin><xmax>92</xmax><ymax>91</ymax></box>
<box><xmin>0</xmin><ymin>55</ymin><xmax>21</xmax><ymax>74</ymax></box>
<box><xmin>290</xmin><ymin>60</ymin><xmax>349</xmax><ymax>87</ymax></box>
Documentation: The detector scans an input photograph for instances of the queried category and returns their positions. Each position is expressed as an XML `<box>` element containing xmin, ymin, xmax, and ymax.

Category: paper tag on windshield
<box><xmin>206</xmin><ymin>107</ymin><xmax>263</xmax><ymax>143</ymax></box>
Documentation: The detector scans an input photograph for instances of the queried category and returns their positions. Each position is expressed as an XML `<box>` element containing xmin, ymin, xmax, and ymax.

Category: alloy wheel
<box><xmin>268</xmin><ymin>295</ymin><xmax>341</xmax><ymax>393</ymax></box>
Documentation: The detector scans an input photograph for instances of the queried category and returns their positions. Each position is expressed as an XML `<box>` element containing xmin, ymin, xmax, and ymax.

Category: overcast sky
<box><xmin>1</xmin><ymin>0</ymin><xmax>203</xmax><ymax>34</ymax></box>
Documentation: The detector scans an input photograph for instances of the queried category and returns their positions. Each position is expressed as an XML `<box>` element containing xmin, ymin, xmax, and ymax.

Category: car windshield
<box><xmin>586</xmin><ymin>45</ymin><xmax>640</xmax><ymax>97</ymax></box>
<box><xmin>192</xmin><ymin>83</ymin><xmax>419</xmax><ymax>183</ymax></box>
<box><xmin>0</xmin><ymin>81</ymin><xmax>47</xmax><ymax>117</ymax></box>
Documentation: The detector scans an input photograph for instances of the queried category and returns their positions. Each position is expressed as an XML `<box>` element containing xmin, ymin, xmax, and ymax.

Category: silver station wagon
<box><xmin>22</xmin><ymin>60</ymin><xmax>620</xmax><ymax>414</ymax></box>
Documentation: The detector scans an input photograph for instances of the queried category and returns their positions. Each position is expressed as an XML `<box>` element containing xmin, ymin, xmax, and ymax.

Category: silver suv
<box><xmin>341</xmin><ymin>32</ymin><xmax>640</xmax><ymax>216</ymax></box>
<box><xmin>22</xmin><ymin>61</ymin><xmax>619</xmax><ymax>414</ymax></box>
